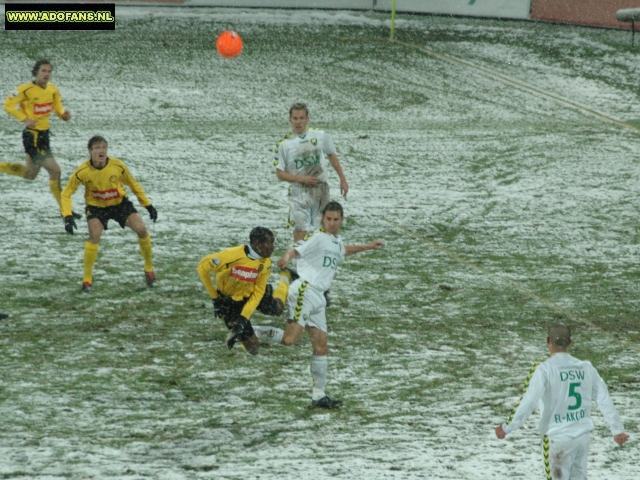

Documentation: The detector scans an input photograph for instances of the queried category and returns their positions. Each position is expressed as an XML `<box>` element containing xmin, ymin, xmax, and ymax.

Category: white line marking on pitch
<box><xmin>392</xmin><ymin>39</ymin><xmax>640</xmax><ymax>133</ymax></box>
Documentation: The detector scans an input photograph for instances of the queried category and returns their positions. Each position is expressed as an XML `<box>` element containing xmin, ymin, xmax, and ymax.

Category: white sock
<box><xmin>311</xmin><ymin>354</ymin><xmax>328</xmax><ymax>400</ymax></box>
<box><xmin>253</xmin><ymin>325</ymin><xmax>284</xmax><ymax>344</ymax></box>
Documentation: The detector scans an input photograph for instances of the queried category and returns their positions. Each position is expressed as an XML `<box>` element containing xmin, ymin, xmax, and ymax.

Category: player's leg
<box><xmin>36</xmin><ymin>130</ymin><xmax>81</xmax><ymax>217</ymax></box>
<box><xmin>230</xmin><ymin>317</ymin><xmax>259</xmax><ymax>355</ymax></box>
<box><xmin>285</xmin><ymin>280</ymin><xmax>320</xmax><ymax>345</ymax></box>
<box><xmin>255</xmin><ymin>278</ymin><xmax>309</xmax><ymax>346</ymax></box>
<box><xmin>255</xmin><ymin>317</ymin><xmax>302</xmax><ymax>348</ymax></box>
<box><xmin>290</xmin><ymin>189</ymin><xmax>313</xmax><ymax>243</ymax></box>
<box><xmin>256</xmin><ymin>269</ymin><xmax>297</xmax><ymax>317</ymax></box>
<box><xmin>546</xmin><ymin>435</ymin><xmax>573</xmax><ymax>480</ymax></box>
<box><xmin>223</xmin><ymin>303</ymin><xmax>260</xmax><ymax>355</ymax></box>
<box><xmin>281</xmin><ymin>320</ymin><xmax>303</xmax><ymax>345</ymax></box>
<box><xmin>308</xmin><ymin>327</ymin><xmax>329</xmax><ymax>403</ymax></box>
<box><xmin>83</xmin><ymin>217</ymin><xmax>104</xmax><ymax>291</ymax></box>
<box><xmin>253</xmin><ymin>323</ymin><xmax>286</xmax><ymax>344</ymax></box>
<box><xmin>0</xmin><ymin>161</ymin><xmax>27</xmax><ymax>177</ymax></box>
<box><xmin>307</xmin><ymin>310</ymin><xmax>341</xmax><ymax>408</ymax></box>
<box><xmin>41</xmin><ymin>155</ymin><xmax>64</xmax><ymax>210</ymax></box>
<box><xmin>567</xmin><ymin>433</ymin><xmax>590</xmax><ymax>480</ymax></box>
<box><xmin>20</xmin><ymin>130</ymin><xmax>43</xmax><ymax>180</ymax></box>
<box><xmin>23</xmin><ymin>153</ymin><xmax>42</xmax><ymax>180</ymax></box>
<box><xmin>309</xmin><ymin>183</ymin><xmax>330</xmax><ymax>232</ymax></box>
<box><xmin>123</xmin><ymin>207</ymin><xmax>155</xmax><ymax>286</ymax></box>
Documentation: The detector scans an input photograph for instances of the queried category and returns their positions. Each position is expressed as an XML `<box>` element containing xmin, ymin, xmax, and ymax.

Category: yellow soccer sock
<box><xmin>273</xmin><ymin>279</ymin><xmax>289</xmax><ymax>305</ymax></box>
<box><xmin>49</xmin><ymin>180</ymin><xmax>63</xmax><ymax>209</ymax></box>
<box><xmin>138</xmin><ymin>234</ymin><xmax>153</xmax><ymax>272</ymax></box>
<box><xmin>0</xmin><ymin>162</ymin><xmax>27</xmax><ymax>177</ymax></box>
<box><xmin>83</xmin><ymin>242</ymin><xmax>99</xmax><ymax>283</ymax></box>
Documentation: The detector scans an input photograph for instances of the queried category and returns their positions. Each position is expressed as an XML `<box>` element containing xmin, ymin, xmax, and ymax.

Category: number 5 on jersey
<box><xmin>568</xmin><ymin>382</ymin><xmax>582</xmax><ymax>410</ymax></box>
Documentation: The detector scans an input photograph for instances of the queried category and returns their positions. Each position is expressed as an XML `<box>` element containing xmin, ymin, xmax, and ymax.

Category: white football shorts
<box><xmin>544</xmin><ymin>432</ymin><xmax>590</xmax><ymax>480</ymax></box>
<box><xmin>286</xmin><ymin>278</ymin><xmax>327</xmax><ymax>332</ymax></box>
<box><xmin>288</xmin><ymin>183</ymin><xmax>330</xmax><ymax>232</ymax></box>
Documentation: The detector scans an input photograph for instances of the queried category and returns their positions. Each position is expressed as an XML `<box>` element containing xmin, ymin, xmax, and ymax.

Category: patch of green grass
<box><xmin>1</xmin><ymin>9</ymin><xmax>639</xmax><ymax>478</ymax></box>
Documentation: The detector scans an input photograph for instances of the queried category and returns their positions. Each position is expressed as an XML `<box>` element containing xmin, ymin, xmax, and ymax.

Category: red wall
<box><xmin>531</xmin><ymin>0</ymin><xmax>640</xmax><ymax>29</ymax></box>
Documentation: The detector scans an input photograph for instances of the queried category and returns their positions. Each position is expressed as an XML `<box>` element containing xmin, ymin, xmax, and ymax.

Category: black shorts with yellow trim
<box><xmin>22</xmin><ymin>129</ymin><xmax>52</xmax><ymax>162</ymax></box>
<box><xmin>86</xmin><ymin>197</ymin><xmax>138</xmax><ymax>230</ymax></box>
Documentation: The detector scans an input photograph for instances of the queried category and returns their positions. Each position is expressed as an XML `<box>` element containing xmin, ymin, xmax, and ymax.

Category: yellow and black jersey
<box><xmin>4</xmin><ymin>82</ymin><xmax>66</xmax><ymax>131</ymax></box>
<box><xmin>197</xmin><ymin>245</ymin><xmax>271</xmax><ymax>319</ymax></box>
<box><xmin>60</xmin><ymin>157</ymin><xmax>151</xmax><ymax>217</ymax></box>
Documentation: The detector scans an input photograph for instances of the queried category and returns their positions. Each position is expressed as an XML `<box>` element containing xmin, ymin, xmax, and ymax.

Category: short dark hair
<box><xmin>322</xmin><ymin>201</ymin><xmax>344</xmax><ymax>217</ymax></box>
<box><xmin>548</xmin><ymin>323</ymin><xmax>571</xmax><ymax>348</ymax></box>
<box><xmin>88</xmin><ymin>136</ymin><xmax>108</xmax><ymax>149</ymax></box>
<box><xmin>249</xmin><ymin>226</ymin><xmax>274</xmax><ymax>245</ymax></box>
<box><xmin>32</xmin><ymin>59</ymin><xmax>52</xmax><ymax>76</ymax></box>
<box><xmin>289</xmin><ymin>102</ymin><xmax>309</xmax><ymax>117</ymax></box>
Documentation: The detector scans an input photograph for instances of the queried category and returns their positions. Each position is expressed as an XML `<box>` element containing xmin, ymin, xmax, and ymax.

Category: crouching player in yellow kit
<box><xmin>61</xmin><ymin>136</ymin><xmax>158</xmax><ymax>292</ymax></box>
<box><xmin>197</xmin><ymin>227</ymin><xmax>295</xmax><ymax>355</ymax></box>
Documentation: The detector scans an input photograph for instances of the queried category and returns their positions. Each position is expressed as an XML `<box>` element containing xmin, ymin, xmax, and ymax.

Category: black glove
<box><xmin>146</xmin><ymin>204</ymin><xmax>157</xmax><ymax>223</ymax></box>
<box><xmin>64</xmin><ymin>215</ymin><xmax>77</xmax><ymax>234</ymax></box>
<box><xmin>212</xmin><ymin>297</ymin><xmax>229</xmax><ymax>319</ymax></box>
<box><xmin>229</xmin><ymin>314</ymin><xmax>253</xmax><ymax>342</ymax></box>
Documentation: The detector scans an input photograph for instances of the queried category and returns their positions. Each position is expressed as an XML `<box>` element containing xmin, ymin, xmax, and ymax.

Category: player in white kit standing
<box><xmin>273</xmin><ymin>102</ymin><xmax>349</xmax><ymax>244</ymax></box>
<box><xmin>254</xmin><ymin>201</ymin><xmax>383</xmax><ymax>408</ymax></box>
<box><xmin>495</xmin><ymin>324</ymin><xmax>629</xmax><ymax>480</ymax></box>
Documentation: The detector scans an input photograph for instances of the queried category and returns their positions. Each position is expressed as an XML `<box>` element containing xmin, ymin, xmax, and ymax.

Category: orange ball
<box><xmin>216</xmin><ymin>30</ymin><xmax>243</xmax><ymax>58</ymax></box>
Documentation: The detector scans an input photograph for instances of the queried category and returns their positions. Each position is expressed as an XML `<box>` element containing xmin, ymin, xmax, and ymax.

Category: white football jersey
<box><xmin>274</xmin><ymin>129</ymin><xmax>336</xmax><ymax>183</ymax></box>
<box><xmin>503</xmin><ymin>352</ymin><xmax>624</xmax><ymax>437</ymax></box>
<box><xmin>294</xmin><ymin>229</ymin><xmax>345</xmax><ymax>292</ymax></box>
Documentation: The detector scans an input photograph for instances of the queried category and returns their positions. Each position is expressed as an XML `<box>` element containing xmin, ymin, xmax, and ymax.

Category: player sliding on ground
<box><xmin>254</xmin><ymin>201</ymin><xmax>384</xmax><ymax>409</ymax></box>
<box><xmin>197</xmin><ymin>227</ymin><xmax>295</xmax><ymax>355</ymax></box>
<box><xmin>495</xmin><ymin>323</ymin><xmax>629</xmax><ymax>479</ymax></box>
<box><xmin>61</xmin><ymin>136</ymin><xmax>158</xmax><ymax>292</ymax></box>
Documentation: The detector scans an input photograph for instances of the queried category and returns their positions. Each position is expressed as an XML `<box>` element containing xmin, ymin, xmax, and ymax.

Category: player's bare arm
<box><xmin>276</xmin><ymin>169</ymin><xmax>318</xmax><ymax>187</ymax></box>
<box><xmin>327</xmin><ymin>153</ymin><xmax>348</xmax><ymax>198</ymax></box>
<box><xmin>345</xmin><ymin>240</ymin><xmax>384</xmax><ymax>256</ymax></box>
<box><xmin>277</xmin><ymin>248</ymin><xmax>300</xmax><ymax>269</ymax></box>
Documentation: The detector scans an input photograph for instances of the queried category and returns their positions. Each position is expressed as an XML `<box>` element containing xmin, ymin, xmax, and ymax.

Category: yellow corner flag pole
<box><xmin>390</xmin><ymin>0</ymin><xmax>397</xmax><ymax>40</ymax></box>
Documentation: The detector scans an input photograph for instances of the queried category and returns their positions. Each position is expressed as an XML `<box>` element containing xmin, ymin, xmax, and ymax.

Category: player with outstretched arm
<box><xmin>254</xmin><ymin>201</ymin><xmax>384</xmax><ymax>409</ymax></box>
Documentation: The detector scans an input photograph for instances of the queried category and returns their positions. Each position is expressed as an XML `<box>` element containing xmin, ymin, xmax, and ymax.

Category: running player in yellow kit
<box><xmin>2</xmin><ymin>59</ymin><xmax>79</xmax><ymax>218</ymax></box>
